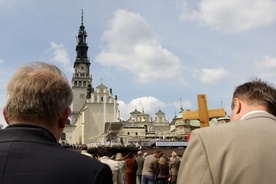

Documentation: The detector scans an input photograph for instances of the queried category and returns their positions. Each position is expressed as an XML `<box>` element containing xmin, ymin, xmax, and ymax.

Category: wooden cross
<box><xmin>182</xmin><ymin>94</ymin><xmax>226</xmax><ymax>128</ymax></box>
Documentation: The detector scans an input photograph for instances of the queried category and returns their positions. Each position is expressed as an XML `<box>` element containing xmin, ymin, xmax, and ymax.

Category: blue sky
<box><xmin>1</xmin><ymin>0</ymin><xmax>276</xmax><ymax>127</ymax></box>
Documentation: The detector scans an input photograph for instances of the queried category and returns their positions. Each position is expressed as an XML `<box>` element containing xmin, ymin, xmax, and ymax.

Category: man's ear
<box><xmin>58</xmin><ymin>107</ymin><xmax>71</xmax><ymax>128</ymax></box>
<box><xmin>3</xmin><ymin>106</ymin><xmax>10</xmax><ymax>125</ymax></box>
<box><xmin>233</xmin><ymin>98</ymin><xmax>242</xmax><ymax>115</ymax></box>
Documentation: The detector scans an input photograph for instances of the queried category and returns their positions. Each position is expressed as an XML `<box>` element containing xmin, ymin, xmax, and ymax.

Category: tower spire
<box><xmin>71</xmin><ymin>10</ymin><xmax>93</xmax><ymax>124</ymax></box>
<box><xmin>81</xmin><ymin>9</ymin><xmax>84</xmax><ymax>26</ymax></box>
<box><xmin>74</xmin><ymin>10</ymin><xmax>89</xmax><ymax>64</ymax></box>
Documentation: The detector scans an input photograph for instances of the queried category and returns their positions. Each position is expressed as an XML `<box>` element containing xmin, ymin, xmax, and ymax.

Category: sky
<box><xmin>1</xmin><ymin>0</ymin><xmax>276</xmax><ymax>127</ymax></box>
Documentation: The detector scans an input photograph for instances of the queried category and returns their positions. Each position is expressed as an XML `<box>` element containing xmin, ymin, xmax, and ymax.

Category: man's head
<box><xmin>3</xmin><ymin>62</ymin><xmax>73</xmax><ymax>140</ymax></box>
<box><xmin>137</xmin><ymin>151</ymin><xmax>142</xmax><ymax>156</ymax></box>
<box><xmin>115</xmin><ymin>152</ymin><xmax>123</xmax><ymax>161</ymax></box>
<box><xmin>230</xmin><ymin>78</ymin><xmax>276</xmax><ymax>121</ymax></box>
<box><xmin>171</xmin><ymin>151</ymin><xmax>177</xmax><ymax>158</ymax></box>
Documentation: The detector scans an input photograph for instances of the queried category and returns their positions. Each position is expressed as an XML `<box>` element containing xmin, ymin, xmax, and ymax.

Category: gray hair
<box><xmin>5</xmin><ymin>62</ymin><xmax>73</xmax><ymax>124</ymax></box>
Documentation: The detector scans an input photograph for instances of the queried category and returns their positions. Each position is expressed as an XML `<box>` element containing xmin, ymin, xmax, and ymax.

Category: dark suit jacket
<box><xmin>177</xmin><ymin>112</ymin><xmax>276</xmax><ymax>184</ymax></box>
<box><xmin>0</xmin><ymin>124</ymin><xmax>113</xmax><ymax>184</ymax></box>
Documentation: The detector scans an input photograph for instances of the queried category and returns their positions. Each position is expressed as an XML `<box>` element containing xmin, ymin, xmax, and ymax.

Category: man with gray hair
<box><xmin>0</xmin><ymin>62</ymin><xmax>113</xmax><ymax>184</ymax></box>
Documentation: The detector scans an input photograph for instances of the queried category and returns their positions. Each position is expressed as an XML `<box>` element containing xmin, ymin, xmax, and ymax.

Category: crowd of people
<box><xmin>1</xmin><ymin>61</ymin><xmax>276</xmax><ymax>184</ymax></box>
<box><xmin>60</xmin><ymin>141</ymin><xmax>182</xmax><ymax>184</ymax></box>
<box><xmin>87</xmin><ymin>148</ymin><xmax>181</xmax><ymax>184</ymax></box>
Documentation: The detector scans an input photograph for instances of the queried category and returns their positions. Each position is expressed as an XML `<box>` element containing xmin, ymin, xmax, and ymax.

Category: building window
<box><xmin>127</xmin><ymin>132</ymin><xmax>130</xmax><ymax>135</ymax></box>
<box><xmin>135</xmin><ymin>132</ymin><xmax>138</xmax><ymax>135</ymax></box>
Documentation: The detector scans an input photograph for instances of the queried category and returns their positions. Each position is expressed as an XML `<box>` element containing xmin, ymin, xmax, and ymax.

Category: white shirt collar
<box><xmin>241</xmin><ymin>110</ymin><xmax>268</xmax><ymax>120</ymax></box>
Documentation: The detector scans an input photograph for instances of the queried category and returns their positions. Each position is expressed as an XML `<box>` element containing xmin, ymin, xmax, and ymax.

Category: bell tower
<box><xmin>71</xmin><ymin>10</ymin><xmax>92</xmax><ymax>124</ymax></box>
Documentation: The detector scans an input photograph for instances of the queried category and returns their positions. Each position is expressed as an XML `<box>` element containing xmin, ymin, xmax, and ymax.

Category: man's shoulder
<box><xmin>191</xmin><ymin>122</ymin><xmax>239</xmax><ymax>140</ymax></box>
<box><xmin>243</xmin><ymin>111</ymin><xmax>276</xmax><ymax>122</ymax></box>
<box><xmin>195</xmin><ymin>121</ymin><xmax>236</xmax><ymax>132</ymax></box>
<box><xmin>191</xmin><ymin>117</ymin><xmax>266</xmax><ymax>142</ymax></box>
<box><xmin>195</xmin><ymin>113</ymin><xmax>275</xmax><ymax>136</ymax></box>
<box><xmin>56</xmin><ymin>148</ymin><xmax>105</xmax><ymax>167</ymax></box>
<box><xmin>146</xmin><ymin>154</ymin><xmax>157</xmax><ymax>162</ymax></box>
<box><xmin>57</xmin><ymin>150</ymin><xmax>113</xmax><ymax>183</ymax></box>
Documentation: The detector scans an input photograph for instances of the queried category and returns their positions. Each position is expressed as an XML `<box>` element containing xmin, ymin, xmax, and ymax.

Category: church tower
<box><xmin>64</xmin><ymin>10</ymin><xmax>121</xmax><ymax>144</ymax></box>
<box><xmin>71</xmin><ymin>10</ymin><xmax>92</xmax><ymax>124</ymax></box>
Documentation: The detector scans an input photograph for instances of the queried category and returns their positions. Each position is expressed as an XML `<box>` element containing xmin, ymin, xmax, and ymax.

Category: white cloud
<box><xmin>0</xmin><ymin>59</ymin><xmax>4</xmax><ymax>64</ymax></box>
<box><xmin>193</xmin><ymin>67</ymin><xmax>230</xmax><ymax>84</ymax></box>
<box><xmin>49</xmin><ymin>42</ymin><xmax>73</xmax><ymax>73</ymax></box>
<box><xmin>96</xmin><ymin>9</ymin><xmax>183</xmax><ymax>83</ymax></box>
<box><xmin>255</xmin><ymin>56</ymin><xmax>276</xmax><ymax>69</ymax></box>
<box><xmin>118</xmin><ymin>96</ymin><xmax>166</xmax><ymax>121</ymax></box>
<box><xmin>255</xmin><ymin>56</ymin><xmax>276</xmax><ymax>78</ymax></box>
<box><xmin>178</xmin><ymin>0</ymin><xmax>276</xmax><ymax>34</ymax></box>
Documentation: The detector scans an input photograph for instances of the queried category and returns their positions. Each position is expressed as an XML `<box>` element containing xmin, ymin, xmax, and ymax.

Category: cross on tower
<box><xmin>183</xmin><ymin>94</ymin><xmax>226</xmax><ymax>128</ymax></box>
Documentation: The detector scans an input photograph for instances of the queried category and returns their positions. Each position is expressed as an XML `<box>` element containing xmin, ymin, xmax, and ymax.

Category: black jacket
<box><xmin>0</xmin><ymin>124</ymin><xmax>113</xmax><ymax>184</ymax></box>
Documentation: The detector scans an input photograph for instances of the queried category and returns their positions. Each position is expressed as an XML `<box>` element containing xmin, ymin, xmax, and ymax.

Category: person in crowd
<box><xmin>141</xmin><ymin>149</ymin><xmax>163</xmax><ymax>184</ymax></box>
<box><xmin>0</xmin><ymin>61</ymin><xmax>113</xmax><ymax>184</ymax></box>
<box><xmin>169</xmin><ymin>151</ymin><xmax>180</xmax><ymax>184</ymax></box>
<box><xmin>177</xmin><ymin>78</ymin><xmax>276</xmax><ymax>184</ymax></box>
<box><xmin>81</xmin><ymin>144</ymin><xmax>93</xmax><ymax>158</ymax></box>
<box><xmin>116</xmin><ymin>152</ymin><xmax>127</xmax><ymax>184</ymax></box>
<box><xmin>155</xmin><ymin>156</ymin><xmax>170</xmax><ymax>184</ymax></box>
<box><xmin>136</xmin><ymin>151</ymin><xmax>145</xmax><ymax>184</ymax></box>
<box><xmin>97</xmin><ymin>146</ymin><xmax>123</xmax><ymax>184</ymax></box>
<box><xmin>125</xmin><ymin>152</ymin><xmax>138</xmax><ymax>184</ymax></box>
